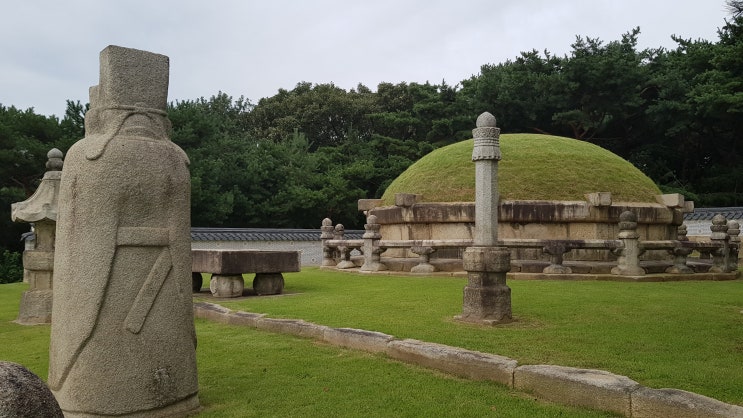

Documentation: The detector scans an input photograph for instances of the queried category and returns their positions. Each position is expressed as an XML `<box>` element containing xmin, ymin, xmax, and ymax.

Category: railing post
<box><xmin>709</xmin><ymin>215</ymin><xmax>730</xmax><ymax>273</ymax></box>
<box><xmin>666</xmin><ymin>224</ymin><xmax>693</xmax><ymax>274</ymax></box>
<box><xmin>336</xmin><ymin>244</ymin><xmax>356</xmax><ymax>269</ymax></box>
<box><xmin>360</xmin><ymin>214</ymin><xmax>386</xmax><ymax>271</ymax></box>
<box><xmin>410</xmin><ymin>246</ymin><xmax>436</xmax><ymax>273</ymax></box>
<box><xmin>320</xmin><ymin>218</ymin><xmax>336</xmax><ymax>267</ymax></box>
<box><xmin>333</xmin><ymin>223</ymin><xmax>345</xmax><ymax>261</ymax></box>
<box><xmin>611</xmin><ymin>211</ymin><xmax>645</xmax><ymax>276</ymax></box>
<box><xmin>727</xmin><ymin>220</ymin><xmax>740</xmax><ymax>272</ymax></box>
<box><xmin>542</xmin><ymin>241</ymin><xmax>572</xmax><ymax>274</ymax></box>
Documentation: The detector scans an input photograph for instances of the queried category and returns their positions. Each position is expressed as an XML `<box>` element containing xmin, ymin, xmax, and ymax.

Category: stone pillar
<box><xmin>611</xmin><ymin>211</ymin><xmax>645</xmax><ymax>276</ymax></box>
<box><xmin>709</xmin><ymin>214</ymin><xmax>730</xmax><ymax>273</ymax></box>
<box><xmin>10</xmin><ymin>148</ymin><xmax>63</xmax><ymax>325</ymax></box>
<box><xmin>320</xmin><ymin>218</ymin><xmax>336</xmax><ymax>267</ymax></box>
<box><xmin>360</xmin><ymin>214</ymin><xmax>386</xmax><ymax>271</ymax></box>
<box><xmin>48</xmin><ymin>45</ymin><xmax>199</xmax><ymax>416</ymax></box>
<box><xmin>457</xmin><ymin>112</ymin><xmax>512</xmax><ymax>324</ymax></box>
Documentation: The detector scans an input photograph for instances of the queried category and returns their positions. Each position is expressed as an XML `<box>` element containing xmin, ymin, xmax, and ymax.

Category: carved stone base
<box><xmin>210</xmin><ymin>274</ymin><xmax>244</xmax><ymax>298</ymax></box>
<box><xmin>16</xmin><ymin>290</ymin><xmax>53</xmax><ymax>325</ymax></box>
<box><xmin>192</xmin><ymin>272</ymin><xmax>203</xmax><ymax>292</ymax></box>
<box><xmin>253</xmin><ymin>273</ymin><xmax>284</xmax><ymax>295</ymax></box>
<box><xmin>458</xmin><ymin>246</ymin><xmax>513</xmax><ymax>324</ymax></box>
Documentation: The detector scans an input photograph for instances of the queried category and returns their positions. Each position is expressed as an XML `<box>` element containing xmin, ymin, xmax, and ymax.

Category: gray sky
<box><xmin>1</xmin><ymin>0</ymin><xmax>731</xmax><ymax>118</ymax></box>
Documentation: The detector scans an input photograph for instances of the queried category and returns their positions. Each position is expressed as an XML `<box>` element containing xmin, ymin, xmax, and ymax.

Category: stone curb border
<box><xmin>193</xmin><ymin>302</ymin><xmax>743</xmax><ymax>418</ymax></box>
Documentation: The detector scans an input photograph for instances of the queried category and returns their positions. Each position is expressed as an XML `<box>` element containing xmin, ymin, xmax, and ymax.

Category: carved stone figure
<box><xmin>48</xmin><ymin>45</ymin><xmax>199</xmax><ymax>416</ymax></box>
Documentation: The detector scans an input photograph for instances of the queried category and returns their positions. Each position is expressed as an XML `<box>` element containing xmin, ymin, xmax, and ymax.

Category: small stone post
<box><xmin>726</xmin><ymin>220</ymin><xmax>739</xmax><ymax>272</ymax></box>
<box><xmin>360</xmin><ymin>214</ymin><xmax>386</xmax><ymax>271</ymax></box>
<box><xmin>611</xmin><ymin>211</ymin><xmax>645</xmax><ymax>276</ymax></box>
<box><xmin>457</xmin><ymin>112</ymin><xmax>512</xmax><ymax>324</ymax></box>
<box><xmin>10</xmin><ymin>148</ymin><xmax>64</xmax><ymax>325</ymax></box>
<box><xmin>709</xmin><ymin>214</ymin><xmax>730</xmax><ymax>273</ymax></box>
<box><xmin>542</xmin><ymin>242</ymin><xmax>572</xmax><ymax>274</ymax></box>
<box><xmin>410</xmin><ymin>246</ymin><xmax>436</xmax><ymax>273</ymax></box>
<box><xmin>320</xmin><ymin>218</ymin><xmax>336</xmax><ymax>267</ymax></box>
<box><xmin>666</xmin><ymin>224</ymin><xmax>693</xmax><ymax>274</ymax></box>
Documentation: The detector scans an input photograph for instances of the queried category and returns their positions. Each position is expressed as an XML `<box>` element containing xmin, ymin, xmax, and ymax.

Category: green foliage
<box><xmin>0</xmin><ymin>251</ymin><xmax>22</xmax><ymax>284</ymax></box>
<box><xmin>5</xmin><ymin>10</ymin><xmax>743</xmax><ymax>233</ymax></box>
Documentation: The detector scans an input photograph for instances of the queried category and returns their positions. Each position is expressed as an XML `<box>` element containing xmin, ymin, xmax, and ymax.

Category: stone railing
<box><xmin>321</xmin><ymin>211</ymin><xmax>740</xmax><ymax>276</ymax></box>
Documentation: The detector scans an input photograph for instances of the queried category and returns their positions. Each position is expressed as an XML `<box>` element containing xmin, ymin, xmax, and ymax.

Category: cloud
<box><xmin>0</xmin><ymin>0</ymin><xmax>729</xmax><ymax>117</ymax></box>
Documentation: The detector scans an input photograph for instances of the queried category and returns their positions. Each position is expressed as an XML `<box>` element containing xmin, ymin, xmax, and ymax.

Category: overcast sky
<box><xmin>1</xmin><ymin>0</ymin><xmax>731</xmax><ymax>118</ymax></box>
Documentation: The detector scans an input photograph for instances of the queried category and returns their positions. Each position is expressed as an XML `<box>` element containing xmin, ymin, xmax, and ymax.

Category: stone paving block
<box><xmin>255</xmin><ymin>318</ymin><xmax>328</xmax><ymax>340</ymax></box>
<box><xmin>226</xmin><ymin>311</ymin><xmax>265</xmax><ymax>328</ymax></box>
<box><xmin>193</xmin><ymin>302</ymin><xmax>232</xmax><ymax>324</ymax></box>
<box><xmin>322</xmin><ymin>328</ymin><xmax>394</xmax><ymax>353</ymax></box>
<box><xmin>631</xmin><ymin>387</ymin><xmax>743</xmax><ymax>418</ymax></box>
<box><xmin>514</xmin><ymin>365</ymin><xmax>639</xmax><ymax>416</ymax></box>
<box><xmin>386</xmin><ymin>339</ymin><xmax>516</xmax><ymax>386</ymax></box>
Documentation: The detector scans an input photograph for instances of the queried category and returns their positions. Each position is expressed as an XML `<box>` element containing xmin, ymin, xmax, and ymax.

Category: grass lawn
<box><xmin>209</xmin><ymin>268</ymin><xmax>743</xmax><ymax>407</ymax></box>
<box><xmin>0</xmin><ymin>281</ymin><xmax>614</xmax><ymax>417</ymax></box>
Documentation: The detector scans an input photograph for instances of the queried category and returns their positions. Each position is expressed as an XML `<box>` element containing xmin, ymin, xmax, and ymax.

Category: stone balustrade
<box><xmin>321</xmin><ymin>211</ymin><xmax>740</xmax><ymax>277</ymax></box>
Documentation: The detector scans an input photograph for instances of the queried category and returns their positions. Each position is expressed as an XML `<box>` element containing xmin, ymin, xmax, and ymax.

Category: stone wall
<box><xmin>368</xmin><ymin>194</ymin><xmax>687</xmax><ymax>262</ymax></box>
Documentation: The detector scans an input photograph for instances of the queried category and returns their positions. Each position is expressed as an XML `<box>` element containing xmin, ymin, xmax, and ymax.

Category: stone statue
<box><xmin>48</xmin><ymin>45</ymin><xmax>199</xmax><ymax>416</ymax></box>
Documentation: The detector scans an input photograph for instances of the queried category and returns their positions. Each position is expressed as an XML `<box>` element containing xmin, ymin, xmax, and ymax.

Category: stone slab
<box><xmin>322</xmin><ymin>328</ymin><xmax>394</xmax><ymax>353</ymax></box>
<box><xmin>386</xmin><ymin>339</ymin><xmax>516</xmax><ymax>387</ymax></box>
<box><xmin>192</xmin><ymin>249</ymin><xmax>300</xmax><ymax>274</ymax></box>
<box><xmin>631</xmin><ymin>387</ymin><xmax>743</xmax><ymax>418</ymax></box>
<box><xmin>255</xmin><ymin>318</ymin><xmax>329</xmax><ymax>340</ymax></box>
<box><xmin>514</xmin><ymin>365</ymin><xmax>639</xmax><ymax>416</ymax></box>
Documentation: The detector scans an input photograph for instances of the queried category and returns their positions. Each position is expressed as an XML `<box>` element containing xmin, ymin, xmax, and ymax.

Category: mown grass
<box><xmin>0</xmin><ymin>281</ymin><xmax>615</xmax><ymax>417</ymax></box>
<box><xmin>211</xmin><ymin>268</ymin><xmax>743</xmax><ymax>406</ymax></box>
<box><xmin>380</xmin><ymin>135</ymin><xmax>661</xmax><ymax>204</ymax></box>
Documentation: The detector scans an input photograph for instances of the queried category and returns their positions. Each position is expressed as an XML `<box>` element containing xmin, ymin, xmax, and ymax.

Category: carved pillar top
<box><xmin>472</xmin><ymin>112</ymin><xmax>501</xmax><ymax>162</ymax></box>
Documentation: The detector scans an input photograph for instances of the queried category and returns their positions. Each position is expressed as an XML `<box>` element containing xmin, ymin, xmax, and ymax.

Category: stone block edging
<box><xmin>193</xmin><ymin>302</ymin><xmax>743</xmax><ymax>417</ymax></box>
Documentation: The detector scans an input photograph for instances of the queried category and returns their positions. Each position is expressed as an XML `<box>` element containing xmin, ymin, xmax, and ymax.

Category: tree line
<box><xmin>2</xmin><ymin>8</ymin><xmax>742</xmax><ymax>267</ymax></box>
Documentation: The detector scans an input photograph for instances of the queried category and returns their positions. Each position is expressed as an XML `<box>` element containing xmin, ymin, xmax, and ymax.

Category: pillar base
<box><xmin>253</xmin><ymin>273</ymin><xmax>284</xmax><ymax>295</ymax></box>
<box><xmin>16</xmin><ymin>290</ymin><xmax>53</xmax><ymax>325</ymax></box>
<box><xmin>459</xmin><ymin>246</ymin><xmax>512</xmax><ymax>324</ymax></box>
<box><xmin>210</xmin><ymin>275</ymin><xmax>244</xmax><ymax>298</ymax></box>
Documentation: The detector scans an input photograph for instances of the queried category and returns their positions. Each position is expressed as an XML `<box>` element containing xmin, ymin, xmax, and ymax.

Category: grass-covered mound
<box><xmin>381</xmin><ymin>134</ymin><xmax>661</xmax><ymax>204</ymax></box>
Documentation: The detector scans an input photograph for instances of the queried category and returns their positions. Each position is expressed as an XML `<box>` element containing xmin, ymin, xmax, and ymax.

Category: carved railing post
<box><xmin>611</xmin><ymin>211</ymin><xmax>645</xmax><ymax>276</ymax></box>
<box><xmin>320</xmin><ymin>218</ymin><xmax>336</xmax><ymax>267</ymax></box>
<box><xmin>666</xmin><ymin>224</ymin><xmax>693</xmax><ymax>274</ymax></box>
<box><xmin>360</xmin><ymin>214</ymin><xmax>386</xmax><ymax>271</ymax></box>
<box><xmin>709</xmin><ymin>215</ymin><xmax>730</xmax><ymax>273</ymax></box>
<box><xmin>410</xmin><ymin>246</ymin><xmax>436</xmax><ymax>273</ymax></box>
<box><xmin>727</xmin><ymin>220</ymin><xmax>740</xmax><ymax>272</ymax></box>
<box><xmin>542</xmin><ymin>241</ymin><xmax>572</xmax><ymax>274</ymax></box>
<box><xmin>333</xmin><ymin>223</ymin><xmax>345</xmax><ymax>261</ymax></box>
<box><xmin>336</xmin><ymin>244</ymin><xmax>356</xmax><ymax>269</ymax></box>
